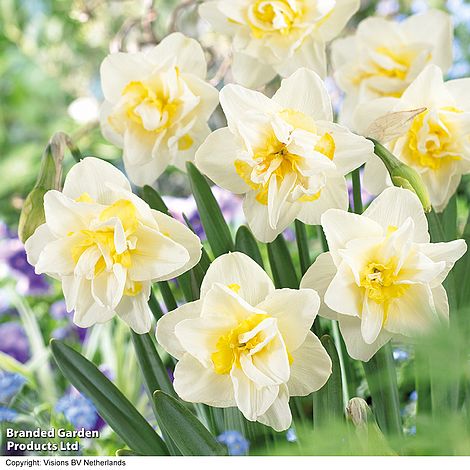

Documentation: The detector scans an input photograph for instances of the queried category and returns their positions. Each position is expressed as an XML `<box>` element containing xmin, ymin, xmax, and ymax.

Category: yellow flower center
<box><xmin>70</xmin><ymin>198</ymin><xmax>142</xmax><ymax>296</ymax></box>
<box><xmin>247</xmin><ymin>0</ymin><xmax>302</xmax><ymax>37</ymax></box>
<box><xmin>404</xmin><ymin>108</ymin><xmax>463</xmax><ymax>170</ymax></box>
<box><xmin>212</xmin><ymin>314</ymin><xmax>269</xmax><ymax>375</ymax></box>
<box><xmin>234</xmin><ymin>110</ymin><xmax>335</xmax><ymax>205</ymax></box>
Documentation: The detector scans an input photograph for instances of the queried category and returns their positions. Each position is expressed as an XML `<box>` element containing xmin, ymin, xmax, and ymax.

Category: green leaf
<box><xmin>186</xmin><ymin>162</ymin><xmax>234</xmax><ymax>257</ymax></box>
<box><xmin>141</xmin><ymin>185</ymin><xmax>170</xmax><ymax>215</ymax></box>
<box><xmin>313</xmin><ymin>335</ymin><xmax>344</xmax><ymax>427</ymax></box>
<box><xmin>115</xmin><ymin>449</ymin><xmax>140</xmax><ymax>457</ymax></box>
<box><xmin>362</xmin><ymin>343</ymin><xmax>402</xmax><ymax>436</ymax></box>
<box><xmin>158</xmin><ymin>281</ymin><xmax>178</xmax><ymax>312</ymax></box>
<box><xmin>153</xmin><ymin>391</ymin><xmax>227</xmax><ymax>456</ymax></box>
<box><xmin>50</xmin><ymin>340</ymin><xmax>168</xmax><ymax>456</ymax></box>
<box><xmin>235</xmin><ymin>225</ymin><xmax>264</xmax><ymax>268</ymax></box>
<box><xmin>148</xmin><ymin>290</ymin><xmax>164</xmax><ymax>322</ymax></box>
<box><xmin>294</xmin><ymin>220</ymin><xmax>311</xmax><ymax>275</ymax></box>
<box><xmin>267</xmin><ymin>234</ymin><xmax>298</xmax><ymax>288</ymax></box>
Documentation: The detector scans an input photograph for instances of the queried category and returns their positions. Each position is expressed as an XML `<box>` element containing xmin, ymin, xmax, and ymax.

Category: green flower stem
<box><xmin>267</xmin><ymin>234</ymin><xmax>298</xmax><ymax>289</ymax></box>
<box><xmin>148</xmin><ymin>289</ymin><xmax>164</xmax><ymax>322</ymax></box>
<box><xmin>362</xmin><ymin>343</ymin><xmax>402</xmax><ymax>436</ymax></box>
<box><xmin>159</xmin><ymin>281</ymin><xmax>178</xmax><ymax>312</ymax></box>
<box><xmin>414</xmin><ymin>345</ymin><xmax>432</xmax><ymax>429</ymax></box>
<box><xmin>295</xmin><ymin>220</ymin><xmax>311</xmax><ymax>275</ymax></box>
<box><xmin>351</xmin><ymin>169</ymin><xmax>363</xmax><ymax>213</ymax></box>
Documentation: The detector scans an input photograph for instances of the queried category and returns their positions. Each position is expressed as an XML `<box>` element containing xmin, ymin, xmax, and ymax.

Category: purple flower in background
<box><xmin>0</xmin><ymin>371</ymin><xmax>26</xmax><ymax>402</ymax></box>
<box><xmin>0</xmin><ymin>406</ymin><xmax>18</xmax><ymax>422</ymax></box>
<box><xmin>56</xmin><ymin>390</ymin><xmax>105</xmax><ymax>432</ymax></box>
<box><xmin>0</xmin><ymin>322</ymin><xmax>30</xmax><ymax>363</ymax></box>
<box><xmin>50</xmin><ymin>300</ymin><xmax>87</xmax><ymax>343</ymax></box>
<box><xmin>0</xmin><ymin>227</ymin><xmax>50</xmax><ymax>296</ymax></box>
<box><xmin>217</xmin><ymin>430</ymin><xmax>250</xmax><ymax>456</ymax></box>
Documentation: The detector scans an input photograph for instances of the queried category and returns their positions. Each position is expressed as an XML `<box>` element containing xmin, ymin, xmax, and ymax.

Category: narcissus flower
<box><xmin>156</xmin><ymin>252</ymin><xmax>331</xmax><ymax>431</ymax></box>
<box><xmin>99</xmin><ymin>33</ymin><xmax>219</xmax><ymax>186</ymax></box>
<box><xmin>301</xmin><ymin>187</ymin><xmax>466</xmax><ymax>361</ymax></box>
<box><xmin>355</xmin><ymin>65</ymin><xmax>470</xmax><ymax>212</ymax></box>
<box><xmin>199</xmin><ymin>0</ymin><xmax>359</xmax><ymax>88</ymax></box>
<box><xmin>25</xmin><ymin>157</ymin><xmax>201</xmax><ymax>334</ymax></box>
<box><xmin>196</xmin><ymin>68</ymin><xmax>374</xmax><ymax>242</ymax></box>
<box><xmin>332</xmin><ymin>10</ymin><xmax>452</xmax><ymax>126</ymax></box>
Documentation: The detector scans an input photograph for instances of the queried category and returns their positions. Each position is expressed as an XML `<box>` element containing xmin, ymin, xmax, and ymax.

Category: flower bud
<box><xmin>18</xmin><ymin>133</ymin><xmax>67</xmax><ymax>243</ymax></box>
<box><xmin>369</xmin><ymin>138</ymin><xmax>431</xmax><ymax>213</ymax></box>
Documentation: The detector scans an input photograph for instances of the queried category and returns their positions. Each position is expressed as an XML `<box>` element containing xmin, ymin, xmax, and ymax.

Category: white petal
<box><xmin>129</xmin><ymin>225</ymin><xmax>190</xmax><ymax>282</ymax></box>
<box><xmin>317</xmin><ymin>0</ymin><xmax>360</xmax><ymax>41</ymax></box>
<box><xmin>200</xmin><ymin>252</ymin><xmax>275</xmax><ymax>305</ymax></box>
<box><xmin>230</xmin><ymin>366</ymin><xmax>278</xmax><ymax>421</ymax></box>
<box><xmin>195</xmin><ymin>127</ymin><xmax>250</xmax><ymax>194</ymax></box>
<box><xmin>35</xmin><ymin>236</ymin><xmax>77</xmax><ymax>275</ymax></box>
<box><xmin>256</xmin><ymin>288</ymin><xmax>319</xmax><ymax>352</ymax></box>
<box><xmin>287</xmin><ymin>332</ymin><xmax>332</xmax><ymax>396</ymax></box>
<box><xmin>431</xmin><ymin>284</ymin><xmax>449</xmax><ymax>321</ymax></box>
<box><xmin>272</xmin><ymin>68</ymin><xmax>332</xmax><ymax>121</ymax></box>
<box><xmin>115</xmin><ymin>285</ymin><xmax>152</xmax><ymax>334</ymax></box>
<box><xmin>151</xmin><ymin>210</ymin><xmax>202</xmax><ymax>279</ymax></box>
<box><xmin>91</xmin><ymin>265</ymin><xmax>126</xmax><ymax>310</ymax></box>
<box><xmin>231</xmin><ymin>52</ymin><xmax>277</xmax><ymax>89</ymax></box>
<box><xmin>173</xmin><ymin>353</ymin><xmax>236</xmax><ymax>407</ymax></box>
<box><xmin>339</xmin><ymin>316</ymin><xmax>392</xmax><ymax>362</ymax></box>
<box><xmin>361</xmin><ymin>297</ymin><xmax>384</xmax><ymax>344</ymax></box>
<box><xmin>417</xmin><ymin>240</ymin><xmax>467</xmax><ymax>287</ymax></box>
<box><xmin>100</xmin><ymin>52</ymin><xmax>152</xmax><ymax>103</ymax></box>
<box><xmin>156</xmin><ymin>300</ymin><xmax>202</xmax><ymax>360</ymax></box>
<box><xmin>24</xmin><ymin>224</ymin><xmax>55</xmax><ymax>267</ymax></box>
<box><xmin>63</xmin><ymin>157</ymin><xmax>132</xmax><ymax>203</ymax></box>
<box><xmin>446</xmin><ymin>78</ymin><xmax>470</xmax><ymax>112</ymax></box>
<box><xmin>300</xmin><ymin>252</ymin><xmax>339</xmax><ymax>320</ymax></box>
<box><xmin>363</xmin><ymin>186</ymin><xmax>430</xmax><ymax>243</ymax></box>
<box><xmin>146</xmin><ymin>33</ymin><xmax>207</xmax><ymax>79</ymax></box>
<box><xmin>321</xmin><ymin>209</ymin><xmax>383</xmax><ymax>264</ymax></box>
<box><xmin>362</xmin><ymin>157</ymin><xmax>390</xmax><ymax>196</ymax></box>
<box><xmin>257</xmin><ymin>385</ymin><xmax>292</xmax><ymax>432</ymax></box>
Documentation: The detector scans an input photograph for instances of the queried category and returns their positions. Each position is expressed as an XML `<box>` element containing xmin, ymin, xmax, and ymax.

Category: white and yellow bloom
<box><xmin>332</xmin><ymin>10</ymin><xmax>453</xmax><ymax>126</ymax></box>
<box><xmin>25</xmin><ymin>157</ymin><xmax>202</xmax><ymax>334</ymax></box>
<box><xmin>301</xmin><ymin>187</ymin><xmax>466</xmax><ymax>361</ymax></box>
<box><xmin>196</xmin><ymin>68</ymin><xmax>375</xmax><ymax>243</ymax></box>
<box><xmin>355</xmin><ymin>65</ymin><xmax>470</xmax><ymax>213</ymax></box>
<box><xmin>99</xmin><ymin>33</ymin><xmax>219</xmax><ymax>186</ymax></box>
<box><xmin>199</xmin><ymin>0</ymin><xmax>359</xmax><ymax>88</ymax></box>
<box><xmin>156</xmin><ymin>252</ymin><xmax>331</xmax><ymax>431</ymax></box>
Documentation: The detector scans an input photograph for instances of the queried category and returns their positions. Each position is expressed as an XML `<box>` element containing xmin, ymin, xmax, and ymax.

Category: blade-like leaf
<box><xmin>153</xmin><ymin>390</ymin><xmax>227</xmax><ymax>456</ymax></box>
<box><xmin>313</xmin><ymin>335</ymin><xmax>344</xmax><ymax>427</ymax></box>
<box><xmin>294</xmin><ymin>220</ymin><xmax>311</xmax><ymax>275</ymax></box>
<box><xmin>50</xmin><ymin>340</ymin><xmax>168</xmax><ymax>456</ymax></box>
<box><xmin>141</xmin><ymin>185</ymin><xmax>170</xmax><ymax>215</ymax></box>
<box><xmin>186</xmin><ymin>162</ymin><xmax>234</xmax><ymax>257</ymax></box>
<box><xmin>235</xmin><ymin>225</ymin><xmax>264</xmax><ymax>268</ymax></box>
<box><xmin>267</xmin><ymin>234</ymin><xmax>298</xmax><ymax>288</ymax></box>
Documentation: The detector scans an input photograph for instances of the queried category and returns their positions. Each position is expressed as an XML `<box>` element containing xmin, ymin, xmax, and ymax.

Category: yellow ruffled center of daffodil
<box><xmin>70</xmin><ymin>197</ymin><xmax>142</xmax><ymax>296</ymax></box>
<box><xmin>234</xmin><ymin>109</ymin><xmax>335</xmax><ymax>205</ymax></box>
<box><xmin>404</xmin><ymin>108</ymin><xmax>463</xmax><ymax>170</ymax></box>
<box><xmin>247</xmin><ymin>0</ymin><xmax>302</xmax><ymax>37</ymax></box>
<box><xmin>212</xmin><ymin>313</ymin><xmax>270</xmax><ymax>375</ymax></box>
<box><xmin>354</xmin><ymin>46</ymin><xmax>429</xmax><ymax>97</ymax></box>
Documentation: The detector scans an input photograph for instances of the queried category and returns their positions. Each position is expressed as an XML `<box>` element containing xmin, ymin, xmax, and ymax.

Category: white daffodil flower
<box><xmin>332</xmin><ymin>10</ymin><xmax>453</xmax><ymax>126</ymax></box>
<box><xmin>354</xmin><ymin>65</ymin><xmax>470</xmax><ymax>213</ymax></box>
<box><xmin>195</xmin><ymin>68</ymin><xmax>375</xmax><ymax>243</ymax></box>
<box><xmin>156</xmin><ymin>252</ymin><xmax>331</xmax><ymax>431</ymax></box>
<box><xmin>199</xmin><ymin>0</ymin><xmax>359</xmax><ymax>88</ymax></box>
<box><xmin>301</xmin><ymin>187</ymin><xmax>467</xmax><ymax>362</ymax></box>
<box><xmin>99</xmin><ymin>33</ymin><xmax>219</xmax><ymax>186</ymax></box>
<box><xmin>25</xmin><ymin>157</ymin><xmax>201</xmax><ymax>334</ymax></box>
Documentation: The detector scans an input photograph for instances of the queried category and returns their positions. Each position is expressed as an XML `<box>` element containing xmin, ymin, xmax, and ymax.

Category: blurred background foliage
<box><xmin>1</xmin><ymin>0</ymin><xmax>470</xmax><ymax>457</ymax></box>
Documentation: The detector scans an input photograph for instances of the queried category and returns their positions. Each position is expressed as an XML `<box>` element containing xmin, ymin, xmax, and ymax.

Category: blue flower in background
<box><xmin>217</xmin><ymin>430</ymin><xmax>250</xmax><ymax>456</ymax></box>
<box><xmin>50</xmin><ymin>300</ymin><xmax>87</xmax><ymax>343</ymax></box>
<box><xmin>0</xmin><ymin>322</ymin><xmax>30</xmax><ymax>363</ymax></box>
<box><xmin>286</xmin><ymin>428</ymin><xmax>297</xmax><ymax>443</ymax></box>
<box><xmin>0</xmin><ymin>406</ymin><xmax>18</xmax><ymax>422</ymax></box>
<box><xmin>0</xmin><ymin>371</ymin><xmax>25</xmax><ymax>403</ymax></box>
<box><xmin>409</xmin><ymin>390</ymin><xmax>418</xmax><ymax>402</ymax></box>
<box><xmin>393</xmin><ymin>348</ymin><xmax>409</xmax><ymax>361</ymax></box>
<box><xmin>56</xmin><ymin>393</ymin><xmax>100</xmax><ymax>431</ymax></box>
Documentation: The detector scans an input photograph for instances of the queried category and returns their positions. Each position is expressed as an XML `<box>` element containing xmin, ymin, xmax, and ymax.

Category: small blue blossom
<box><xmin>217</xmin><ymin>430</ymin><xmax>250</xmax><ymax>456</ymax></box>
<box><xmin>409</xmin><ymin>390</ymin><xmax>418</xmax><ymax>402</ymax></box>
<box><xmin>0</xmin><ymin>406</ymin><xmax>18</xmax><ymax>422</ymax></box>
<box><xmin>286</xmin><ymin>428</ymin><xmax>297</xmax><ymax>443</ymax></box>
<box><xmin>56</xmin><ymin>393</ymin><xmax>99</xmax><ymax>431</ymax></box>
<box><xmin>0</xmin><ymin>371</ymin><xmax>26</xmax><ymax>403</ymax></box>
<box><xmin>393</xmin><ymin>348</ymin><xmax>409</xmax><ymax>361</ymax></box>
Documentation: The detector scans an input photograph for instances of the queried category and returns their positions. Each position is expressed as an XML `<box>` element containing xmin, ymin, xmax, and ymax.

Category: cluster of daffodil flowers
<box><xmin>20</xmin><ymin>1</ymin><xmax>470</xmax><ymax>448</ymax></box>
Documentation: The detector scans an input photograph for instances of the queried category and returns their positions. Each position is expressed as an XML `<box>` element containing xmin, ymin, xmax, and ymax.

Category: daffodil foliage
<box><xmin>18</xmin><ymin>1</ymin><xmax>470</xmax><ymax>457</ymax></box>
